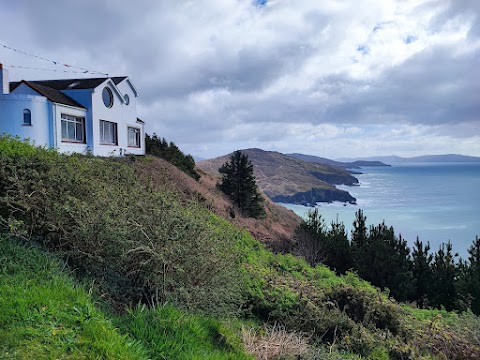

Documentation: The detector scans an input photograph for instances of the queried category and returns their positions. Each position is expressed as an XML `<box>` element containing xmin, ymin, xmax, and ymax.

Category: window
<box><xmin>102</xmin><ymin>87</ymin><xmax>114</xmax><ymax>108</ymax></box>
<box><xmin>124</xmin><ymin>94</ymin><xmax>130</xmax><ymax>105</ymax></box>
<box><xmin>23</xmin><ymin>109</ymin><xmax>31</xmax><ymax>125</ymax></box>
<box><xmin>128</xmin><ymin>127</ymin><xmax>141</xmax><ymax>148</ymax></box>
<box><xmin>61</xmin><ymin>114</ymin><xmax>85</xmax><ymax>143</ymax></box>
<box><xmin>100</xmin><ymin>120</ymin><xmax>117</xmax><ymax>145</ymax></box>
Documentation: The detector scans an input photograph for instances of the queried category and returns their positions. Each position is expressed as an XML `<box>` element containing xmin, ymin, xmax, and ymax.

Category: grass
<box><xmin>0</xmin><ymin>235</ymin><xmax>148</xmax><ymax>360</ymax></box>
<box><xmin>0</xmin><ymin>235</ymin><xmax>254</xmax><ymax>360</ymax></box>
<box><xmin>116</xmin><ymin>304</ymin><xmax>253</xmax><ymax>360</ymax></box>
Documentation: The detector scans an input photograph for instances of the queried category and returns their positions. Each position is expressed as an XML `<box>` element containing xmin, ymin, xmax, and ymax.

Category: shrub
<box><xmin>0</xmin><ymin>136</ymin><xmax>244</xmax><ymax>315</ymax></box>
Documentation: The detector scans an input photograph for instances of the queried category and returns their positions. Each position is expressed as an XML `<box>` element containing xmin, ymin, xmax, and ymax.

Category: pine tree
<box><xmin>294</xmin><ymin>208</ymin><xmax>328</xmax><ymax>266</ymax></box>
<box><xmin>325</xmin><ymin>218</ymin><xmax>353</xmax><ymax>274</ymax></box>
<box><xmin>351</xmin><ymin>209</ymin><xmax>369</xmax><ymax>275</ymax></box>
<box><xmin>458</xmin><ymin>236</ymin><xmax>480</xmax><ymax>314</ymax></box>
<box><xmin>218</xmin><ymin>150</ymin><xmax>265</xmax><ymax>218</ymax></box>
<box><xmin>351</xmin><ymin>213</ymin><xmax>413</xmax><ymax>301</ymax></box>
<box><xmin>412</xmin><ymin>238</ymin><xmax>434</xmax><ymax>308</ymax></box>
<box><xmin>431</xmin><ymin>241</ymin><xmax>458</xmax><ymax>311</ymax></box>
<box><xmin>145</xmin><ymin>133</ymin><xmax>200</xmax><ymax>180</ymax></box>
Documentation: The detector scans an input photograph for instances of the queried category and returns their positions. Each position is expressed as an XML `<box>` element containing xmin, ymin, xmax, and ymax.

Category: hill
<box><xmin>2</xmin><ymin>136</ymin><xmax>480</xmax><ymax>359</ymax></box>
<box><xmin>198</xmin><ymin>148</ymin><xmax>358</xmax><ymax>206</ymax></box>
<box><xmin>339</xmin><ymin>154</ymin><xmax>480</xmax><ymax>163</ymax></box>
<box><xmin>287</xmin><ymin>153</ymin><xmax>390</xmax><ymax>169</ymax></box>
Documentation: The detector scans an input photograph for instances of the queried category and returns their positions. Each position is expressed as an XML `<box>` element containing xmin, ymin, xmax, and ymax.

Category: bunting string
<box><xmin>1</xmin><ymin>43</ymin><xmax>108</xmax><ymax>76</ymax></box>
<box><xmin>5</xmin><ymin>64</ymin><xmax>100</xmax><ymax>75</ymax></box>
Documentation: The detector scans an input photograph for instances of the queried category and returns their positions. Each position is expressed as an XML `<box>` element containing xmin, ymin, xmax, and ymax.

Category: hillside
<box><xmin>132</xmin><ymin>155</ymin><xmax>301</xmax><ymax>250</ymax></box>
<box><xmin>339</xmin><ymin>154</ymin><xmax>480</xmax><ymax>163</ymax></box>
<box><xmin>2</xmin><ymin>136</ymin><xmax>480</xmax><ymax>360</ymax></box>
<box><xmin>198</xmin><ymin>148</ymin><xmax>358</xmax><ymax>205</ymax></box>
<box><xmin>287</xmin><ymin>153</ymin><xmax>390</xmax><ymax>169</ymax></box>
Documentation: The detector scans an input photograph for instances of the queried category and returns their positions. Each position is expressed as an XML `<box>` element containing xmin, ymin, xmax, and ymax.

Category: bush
<box><xmin>0</xmin><ymin>136</ymin><xmax>244</xmax><ymax>315</ymax></box>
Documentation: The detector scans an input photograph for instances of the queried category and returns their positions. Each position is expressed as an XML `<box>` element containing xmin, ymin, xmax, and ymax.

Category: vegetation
<box><xmin>295</xmin><ymin>207</ymin><xmax>480</xmax><ymax>314</ymax></box>
<box><xmin>145</xmin><ymin>132</ymin><xmax>200</xmax><ymax>180</ymax></box>
<box><xmin>0</xmin><ymin>236</ymin><xmax>252</xmax><ymax>359</ymax></box>
<box><xmin>1</xmin><ymin>135</ymin><xmax>480</xmax><ymax>359</ymax></box>
<box><xmin>218</xmin><ymin>150</ymin><xmax>265</xmax><ymax>218</ymax></box>
<box><xmin>0</xmin><ymin>236</ymin><xmax>148</xmax><ymax>359</ymax></box>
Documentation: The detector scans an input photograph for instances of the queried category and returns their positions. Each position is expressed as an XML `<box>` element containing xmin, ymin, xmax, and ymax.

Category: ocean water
<box><xmin>281</xmin><ymin>163</ymin><xmax>480</xmax><ymax>259</ymax></box>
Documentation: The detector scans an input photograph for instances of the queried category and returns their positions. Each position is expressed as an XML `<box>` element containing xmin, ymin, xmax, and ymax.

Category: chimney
<box><xmin>0</xmin><ymin>64</ymin><xmax>10</xmax><ymax>94</ymax></box>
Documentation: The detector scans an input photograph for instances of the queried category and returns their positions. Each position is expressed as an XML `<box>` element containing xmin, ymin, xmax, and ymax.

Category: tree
<box><xmin>412</xmin><ymin>238</ymin><xmax>434</xmax><ymax>308</ymax></box>
<box><xmin>294</xmin><ymin>210</ymin><xmax>353</xmax><ymax>273</ymax></box>
<box><xmin>351</xmin><ymin>211</ymin><xmax>413</xmax><ymax>301</ymax></box>
<box><xmin>145</xmin><ymin>133</ymin><xmax>200</xmax><ymax>180</ymax></box>
<box><xmin>351</xmin><ymin>210</ymin><xmax>370</xmax><ymax>277</ymax></box>
<box><xmin>458</xmin><ymin>236</ymin><xmax>480</xmax><ymax>314</ymax></box>
<box><xmin>325</xmin><ymin>218</ymin><xmax>353</xmax><ymax>274</ymax></box>
<box><xmin>294</xmin><ymin>208</ymin><xmax>328</xmax><ymax>266</ymax></box>
<box><xmin>218</xmin><ymin>150</ymin><xmax>265</xmax><ymax>218</ymax></box>
<box><xmin>431</xmin><ymin>241</ymin><xmax>459</xmax><ymax>311</ymax></box>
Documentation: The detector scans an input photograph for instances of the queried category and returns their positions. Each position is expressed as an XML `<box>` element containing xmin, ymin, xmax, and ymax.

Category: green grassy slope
<box><xmin>0</xmin><ymin>236</ymin><xmax>252</xmax><ymax>360</ymax></box>
<box><xmin>1</xmin><ymin>136</ymin><xmax>480</xmax><ymax>359</ymax></box>
<box><xmin>0</xmin><ymin>236</ymin><xmax>148</xmax><ymax>360</ymax></box>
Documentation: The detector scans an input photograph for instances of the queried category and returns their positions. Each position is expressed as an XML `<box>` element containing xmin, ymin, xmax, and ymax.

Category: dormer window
<box><xmin>23</xmin><ymin>109</ymin><xmax>31</xmax><ymax>125</ymax></box>
<box><xmin>102</xmin><ymin>87</ymin><xmax>114</xmax><ymax>108</ymax></box>
<box><xmin>124</xmin><ymin>94</ymin><xmax>130</xmax><ymax>105</ymax></box>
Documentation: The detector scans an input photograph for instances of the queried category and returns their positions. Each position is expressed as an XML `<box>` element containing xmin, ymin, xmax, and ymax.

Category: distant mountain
<box><xmin>287</xmin><ymin>153</ymin><xmax>390</xmax><ymax>169</ymax></box>
<box><xmin>338</xmin><ymin>154</ymin><xmax>480</xmax><ymax>164</ymax></box>
<box><xmin>198</xmin><ymin>148</ymin><xmax>359</xmax><ymax>205</ymax></box>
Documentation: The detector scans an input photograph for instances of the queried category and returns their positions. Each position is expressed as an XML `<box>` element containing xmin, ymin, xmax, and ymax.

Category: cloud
<box><xmin>1</xmin><ymin>0</ymin><xmax>479</xmax><ymax>158</ymax></box>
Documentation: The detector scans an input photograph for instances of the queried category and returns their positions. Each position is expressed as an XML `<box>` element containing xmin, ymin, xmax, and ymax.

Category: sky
<box><xmin>1</xmin><ymin>0</ymin><xmax>479</xmax><ymax>159</ymax></box>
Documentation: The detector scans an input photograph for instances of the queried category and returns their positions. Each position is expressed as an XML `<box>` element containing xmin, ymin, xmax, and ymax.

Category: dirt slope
<box><xmin>132</xmin><ymin>156</ymin><xmax>301</xmax><ymax>250</ymax></box>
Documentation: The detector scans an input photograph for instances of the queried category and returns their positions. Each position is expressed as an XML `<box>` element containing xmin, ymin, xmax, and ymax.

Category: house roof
<box><xmin>10</xmin><ymin>77</ymin><xmax>128</xmax><ymax>91</ymax></box>
<box><xmin>9</xmin><ymin>76</ymin><xmax>134</xmax><ymax>109</ymax></box>
<box><xmin>13</xmin><ymin>80</ymin><xmax>87</xmax><ymax>109</ymax></box>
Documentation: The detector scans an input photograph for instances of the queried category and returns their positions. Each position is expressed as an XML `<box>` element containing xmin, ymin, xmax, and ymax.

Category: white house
<box><xmin>0</xmin><ymin>64</ymin><xmax>145</xmax><ymax>156</ymax></box>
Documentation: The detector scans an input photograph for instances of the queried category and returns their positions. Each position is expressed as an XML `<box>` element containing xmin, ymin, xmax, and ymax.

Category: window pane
<box><xmin>23</xmin><ymin>109</ymin><xmax>31</xmax><ymax>125</ymax></box>
<box><xmin>61</xmin><ymin>121</ymin><xmax>67</xmax><ymax>139</ymax></box>
<box><xmin>76</xmin><ymin>122</ymin><xmax>83</xmax><ymax>141</ymax></box>
<box><xmin>68</xmin><ymin>122</ymin><xmax>75</xmax><ymax>140</ymax></box>
<box><xmin>105</xmin><ymin>123</ymin><xmax>111</xmax><ymax>142</ymax></box>
<box><xmin>100</xmin><ymin>120</ymin><xmax>117</xmax><ymax>144</ymax></box>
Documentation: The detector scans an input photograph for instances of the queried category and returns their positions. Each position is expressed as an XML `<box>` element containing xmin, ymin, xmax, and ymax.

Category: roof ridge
<box><xmin>20</xmin><ymin>80</ymin><xmax>86</xmax><ymax>109</ymax></box>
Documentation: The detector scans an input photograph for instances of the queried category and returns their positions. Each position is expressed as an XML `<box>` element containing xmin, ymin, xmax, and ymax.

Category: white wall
<box><xmin>91</xmin><ymin>79</ymin><xmax>145</xmax><ymax>156</ymax></box>
<box><xmin>0</xmin><ymin>94</ymin><xmax>51</xmax><ymax>147</ymax></box>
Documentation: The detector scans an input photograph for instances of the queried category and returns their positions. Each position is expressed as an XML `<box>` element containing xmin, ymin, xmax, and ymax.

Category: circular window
<box><xmin>102</xmin><ymin>87</ymin><xmax>114</xmax><ymax>108</ymax></box>
<box><xmin>124</xmin><ymin>94</ymin><xmax>130</xmax><ymax>105</ymax></box>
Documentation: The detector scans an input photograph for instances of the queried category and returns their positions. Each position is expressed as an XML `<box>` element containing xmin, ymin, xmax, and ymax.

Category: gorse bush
<box><xmin>0</xmin><ymin>135</ymin><xmax>244</xmax><ymax>315</ymax></box>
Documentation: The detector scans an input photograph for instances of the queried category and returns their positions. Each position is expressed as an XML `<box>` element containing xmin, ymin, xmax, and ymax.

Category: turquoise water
<box><xmin>281</xmin><ymin>163</ymin><xmax>480</xmax><ymax>258</ymax></box>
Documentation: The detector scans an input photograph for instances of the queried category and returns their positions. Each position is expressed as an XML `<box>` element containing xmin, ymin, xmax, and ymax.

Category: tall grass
<box><xmin>116</xmin><ymin>304</ymin><xmax>253</xmax><ymax>360</ymax></box>
<box><xmin>0</xmin><ymin>236</ymin><xmax>148</xmax><ymax>359</ymax></box>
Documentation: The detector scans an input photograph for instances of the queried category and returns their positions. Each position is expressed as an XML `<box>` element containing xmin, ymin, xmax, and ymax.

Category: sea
<box><xmin>281</xmin><ymin>162</ymin><xmax>480</xmax><ymax>259</ymax></box>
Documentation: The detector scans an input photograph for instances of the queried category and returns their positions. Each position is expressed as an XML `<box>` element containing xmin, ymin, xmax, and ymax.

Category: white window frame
<box><xmin>99</xmin><ymin>120</ymin><xmax>118</xmax><ymax>145</ymax></box>
<box><xmin>127</xmin><ymin>127</ymin><xmax>141</xmax><ymax>148</ymax></box>
<box><xmin>61</xmin><ymin>114</ymin><xmax>85</xmax><ymax>143</ymax></box>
